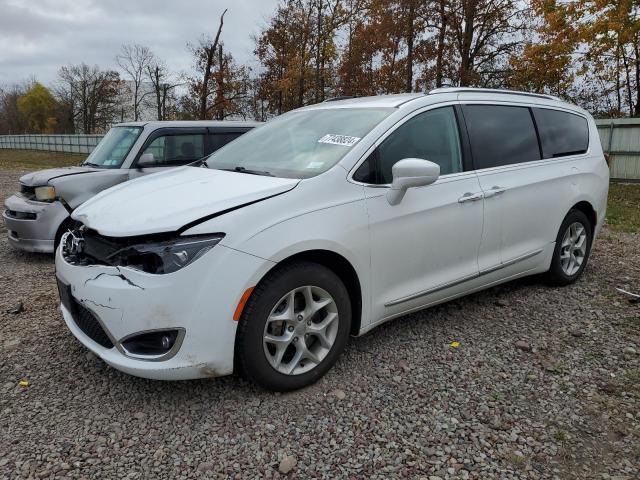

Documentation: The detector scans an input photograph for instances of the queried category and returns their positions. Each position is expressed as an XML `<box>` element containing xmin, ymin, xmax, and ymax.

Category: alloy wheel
<box><xmin>262</xmin><ymin>285</ymin><xmax>339</xmax><ymax>375</ymax></box>
<box><xmin>560</xmin><ymin>221</ymin><xmax>587</xmax><ymax>276</ymax></box>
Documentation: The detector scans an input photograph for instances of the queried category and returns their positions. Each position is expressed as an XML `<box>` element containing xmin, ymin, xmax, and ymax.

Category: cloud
<box><xmin>0</xmin><ymin>0</ymin><xmax>279</xmax><ymax>86</ymax></box>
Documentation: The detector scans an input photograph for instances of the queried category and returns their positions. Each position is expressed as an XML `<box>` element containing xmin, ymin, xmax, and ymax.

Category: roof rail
<box><xmin>324</xmin><ymin>96</ymin><xmax>356</xmax><ymax>102</ymax></box>
<box><xmin>428</xmin><ymin>87</ymin><xmax>560</xmax><ymax>101</ymax></box>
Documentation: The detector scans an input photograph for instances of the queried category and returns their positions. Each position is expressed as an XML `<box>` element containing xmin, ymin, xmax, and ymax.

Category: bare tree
<box><xmin>194</xmin><ymin>8</ymin><xmax>227</xmax><ymax>120</ymax></box>
<box><xmin>0</xmin><ymin>82</ymin><xmax>30</xmax><ymax>134</ymax></box>
<box><xmin>190</xmin><ymin>8</ymin><xmax>227</xmax><ymax>120</ymax></box>
<box><xmin>57</xmin><ymin>63</ymin><xmax>122</xmax><ymax>133</ymax></box>
<box><xmin>448</xmin><ymin>0</ymin><xmax>528</xmax><ymax>87</ymax></box>
<box><xmin>146</xmin><ymin>59</ymin><xmax>182</xmax><ymax>120</ymax></box>
<box><xmin>116</xmin><ymin>44</ymin><xmax>154</xmax><ymax>121</ymax></box>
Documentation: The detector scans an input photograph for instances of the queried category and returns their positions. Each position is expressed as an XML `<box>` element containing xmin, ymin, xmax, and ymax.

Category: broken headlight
<box><xmin>109</xmin><ymin>234</ymin><xmax>225</xmax><ymax>274</ymax></box>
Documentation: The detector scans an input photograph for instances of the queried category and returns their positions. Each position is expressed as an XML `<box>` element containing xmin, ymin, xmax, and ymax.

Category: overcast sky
<box><xmin>0</xmin><ymin>0</ymin><xmax>280</xmax><ymax>86</ymax></box>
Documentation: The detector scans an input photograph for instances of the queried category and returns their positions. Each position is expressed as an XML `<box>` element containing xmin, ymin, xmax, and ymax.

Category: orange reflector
<box><xmin>233</xmin><ymin>287</ymin><xmax>254</xmax><ymax>321</ymax></box>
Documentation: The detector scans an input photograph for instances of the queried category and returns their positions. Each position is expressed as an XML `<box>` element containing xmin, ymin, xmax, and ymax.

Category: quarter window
<box><xmin>533</xmin><ymin>108</ymin><xmax>589</xmax><ymax>158</ymax></box>
<box><xmin>462</xmin><ymin>105</ymin><xmax>541</xmax><ymax>169</ymax></box>
<box><xmin>354</xmin><ymin>107</ymin><xmax>463</xmax><ymax>184</ymax></box>
<box><xmin>139</xmin><ymin>134</ymin><xmax>205</xmax><ymax>167</ymax></box>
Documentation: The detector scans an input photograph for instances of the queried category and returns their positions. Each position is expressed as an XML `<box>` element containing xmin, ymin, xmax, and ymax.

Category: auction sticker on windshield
<box><xmin>318</xmin><ymin>134</ymin><xmax>361</xmax><ymax>147</ymax></box>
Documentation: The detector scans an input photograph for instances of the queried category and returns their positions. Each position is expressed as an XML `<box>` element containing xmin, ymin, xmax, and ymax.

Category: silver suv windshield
<box><xmin>83</xmin><ymin>126</ymin><xmax>142</xmax><ymax>169</ymax></box>
<box><xmin>205</xmin><ymin>108</ymin><xmax>393</xmax><ymax>178</ymax></box>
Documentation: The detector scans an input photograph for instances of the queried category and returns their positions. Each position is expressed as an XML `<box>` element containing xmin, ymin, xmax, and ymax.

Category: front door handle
<box><xmin>483</xmin><ymin>186</ymin><xmax>507</xmax><ymax>198</ymax></box>
<box><xmin>458</xmin><ymin>192</ymin><xmax>484</xmax><ymax>203</ymax></box>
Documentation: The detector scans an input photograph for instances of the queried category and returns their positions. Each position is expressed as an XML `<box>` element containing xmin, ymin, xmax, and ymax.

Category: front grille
<box><xmin>73</xmin><ymin>302</ymin><xmax>114</xmax><ymax>349</ymax></box>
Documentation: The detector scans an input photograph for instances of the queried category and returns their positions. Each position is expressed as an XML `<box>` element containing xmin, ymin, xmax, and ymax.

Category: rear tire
<box><xmin>545</xmin><ymin>209</ymin><xmax>592</xmax><ymax>286</ymax></box>
<box><xmin>236</xmin><ymin>261</ymin><xmax>351</xmax><ymax>391</ymax></box>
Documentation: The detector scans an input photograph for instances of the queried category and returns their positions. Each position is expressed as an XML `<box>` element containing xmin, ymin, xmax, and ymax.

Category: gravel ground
<box><xmin>0</xmin><ymin>168</ymin><xmax>638</xmax><ymax>479</ymax></box>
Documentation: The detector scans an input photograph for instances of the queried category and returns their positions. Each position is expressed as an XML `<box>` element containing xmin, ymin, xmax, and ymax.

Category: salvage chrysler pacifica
<box><xmin>55</xmin><ymin>88</ymin><xmax>609</xmax><ymax>391</ymax></box>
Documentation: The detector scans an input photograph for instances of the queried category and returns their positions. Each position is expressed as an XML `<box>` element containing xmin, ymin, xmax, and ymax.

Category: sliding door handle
<box><xmin>483</xmin><ymin>186</ymin><xmax>506</xmax><ymax>198</ymax></box>
<box><xmin>458</xmin><ymin>192</ymin><xmax>484</xmax><ymax>203</ymax></box>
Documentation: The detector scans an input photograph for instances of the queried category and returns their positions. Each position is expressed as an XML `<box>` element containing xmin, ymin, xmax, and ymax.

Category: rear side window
<box><xmin>462</xmin><ymin>105</ymin><xmax>540</xmax><ymax>169</ymax></box>
<box><xmin>533</xmin><ymin>108</ymin><xmax>589</xmax><ymax>158</ymax></box>
<box><xmin>209</xmin><ymin>132</ymin><xmax>244</xmax><ymax>153</ymax></box>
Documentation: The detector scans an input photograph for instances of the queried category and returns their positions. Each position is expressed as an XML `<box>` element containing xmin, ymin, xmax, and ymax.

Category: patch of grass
<box><xmin>488</xmin><ymin>391</ymin><xmax>504</xmax><ymax>402</ymax></box>
<box><xmin>624</xmin><ymin>368</ymin><xmax>640</xmax><ymax>384</ymax></box>
<box><xmin>607</xmin><ymin>183</ymin><xmax>640</xmax><ymax>233</ymax></box>
<box><xmin>0</xmin><ymin>149</ymin><xmax>86</xmax><ymax>171</ymax></box>
<box><xmin>622</xmin><ymin>369</ymin><xmax>640</xmax><ymax>399</ymax></box>
<box><xmin>503</xmin><ymin>451</ymin><xmax>528</xmax><ymax>469</ymax></box>
<box><xmin>554</xmin><ymin>429</ymin><xmax>568</xmax><ymax>442</ymax></box>
<box><xmin>545</xmin><ymin>362</ymin><xmax>567</xmax><ymax>375</ymax></box>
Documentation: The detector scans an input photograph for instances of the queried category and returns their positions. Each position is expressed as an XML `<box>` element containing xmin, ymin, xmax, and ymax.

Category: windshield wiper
<box><xmin>187</xmin><ymin>154</ymin><xmax>211</xmax><ymax>168</ymax></box>
<box><xmin>221</xmin><ymin>166</ymin><xmax>274</xmax><ymax>177</ymax></box>
<box><xmin>83</xmin><ymin>162</ymin><xmax>103</xmax><ymax>168</ymax></box>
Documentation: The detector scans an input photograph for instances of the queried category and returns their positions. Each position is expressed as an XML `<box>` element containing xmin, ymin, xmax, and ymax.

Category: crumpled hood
<box><xmin>20</xmin><ymin>166</ymin><xmax>98</xmax><ymax>187</ymax></box>
<box><xmin>72</xmin><ymin>166</ymin><xmax>300</xmax><ymax>237</ymax></box>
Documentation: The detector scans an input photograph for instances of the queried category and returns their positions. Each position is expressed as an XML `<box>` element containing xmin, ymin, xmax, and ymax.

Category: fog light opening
<box><xmin>121</xmin><ymin>329</ymin><xmax>183</xmax><ymax>358</ymax></box>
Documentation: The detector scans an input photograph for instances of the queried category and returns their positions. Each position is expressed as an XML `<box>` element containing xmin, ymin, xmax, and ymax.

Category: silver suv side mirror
<box><xmin>386</xmin><ymin>158</ymin><xmax>440</xmax><ymax>205</ymax></box>
<box><xmin>137</xmin><ymin>153</ymin><xmax>155</xmax><ymax>168</ymax></box>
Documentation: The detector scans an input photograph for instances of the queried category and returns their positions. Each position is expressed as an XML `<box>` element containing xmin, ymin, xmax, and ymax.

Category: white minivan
<box><xmin>55</xmin><ymin>88</ymin><xmax>609</xmax><ymax>391</ymax></box>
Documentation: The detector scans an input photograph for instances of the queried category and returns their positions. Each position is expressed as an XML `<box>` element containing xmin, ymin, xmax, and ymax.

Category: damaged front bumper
<box><xmin>3</xmin><ymin>195</ymin><xmax>70</xmax><ymax>253</ymax></box>
<box><xmin>55</xmin><ymin>243</ymin><xmax>274</xmax><ymax>380</ymax></box>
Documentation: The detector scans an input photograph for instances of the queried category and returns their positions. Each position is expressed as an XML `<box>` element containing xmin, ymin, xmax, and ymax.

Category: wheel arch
<box><xmin>232</xmin><ymin>248</ymin><xmax>364</xmax><ymax>375</ymax></box>
<box><xmin>235</xmin><ymin>248</ymin><xmax>363</xmax><ymax>338</ymax></box>
<box><xmin>53</xmin><ymin>214</ymin><xmax>74</xmax><ymax>249</ymax></box>
<box><xmin>570</xmin><ymin>200</ymin><xmax>597</xmax><ymax>234</ymax></box>
<box><xmin>261</xmin><ymin>249</ymin><xmax>363</xmax><ymax>336</ymax></box>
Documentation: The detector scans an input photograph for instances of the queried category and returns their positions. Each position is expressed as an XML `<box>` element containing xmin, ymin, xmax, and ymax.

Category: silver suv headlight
<box><xmin>35</xmin><ymin>186</ymin><xmax>56</xmax><ymax>202</ymax></box>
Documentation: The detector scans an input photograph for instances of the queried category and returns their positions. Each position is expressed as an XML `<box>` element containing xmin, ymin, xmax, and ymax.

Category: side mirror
<box><xmin>137</xmin><ymin>153</ymin><xmax>155</xmax><ymax>168</ymax></box>
<box><xmin>386</xmin><ymin>158</ymin><xmax>440</xmax><ymax>205</ymax></box>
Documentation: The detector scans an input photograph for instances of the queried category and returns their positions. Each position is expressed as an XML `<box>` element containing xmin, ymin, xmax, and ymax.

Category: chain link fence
<box><xmin>0</xmin><ymin>134</ymin><xmax>104</xmax><ymax>154</ymax></box>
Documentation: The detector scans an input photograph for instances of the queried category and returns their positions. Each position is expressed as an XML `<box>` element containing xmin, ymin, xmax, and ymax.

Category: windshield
<box><xmin>205</xmin><ymin>108</ymin><xmax>393</xmax><ymax>178</ymax></box>
<box><xmin>83</xmin><ymin>126</ymin><xmax>142</xmax><ymax>169</ymax></box>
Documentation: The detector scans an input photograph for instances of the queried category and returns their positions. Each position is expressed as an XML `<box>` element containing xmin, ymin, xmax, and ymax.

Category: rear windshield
<box><xmin>206</xmin><ymin>108</ymin><xmax>394</xmax><ymax>178</ymax></box>
<box><xmin>83</xmin><ymin>126</ymin><xmax>142</xmax><ymax>169</ymax></box>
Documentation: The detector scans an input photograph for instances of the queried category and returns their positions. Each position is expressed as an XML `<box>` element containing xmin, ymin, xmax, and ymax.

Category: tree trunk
<box><xmin>634</xmin><ymin>39</ymin><xmax>640</xmax><ymax>117</ymax></box>
<box><xmin>621</xmin><ymin>47</ymin><xmax>633</xmax><ymax>115</ymax></box>
<box><xmin>133</xmin><ymin>81</ymin><xmax>139</xmax><ymax>121</ymax></box>
<box><xmin>216</xmin><ymin>44</ymin><xmax>225</xmax><ymax>120</ymax></box>
<box><xmin>152</xmin><ymin>66</ymin><xmax>162</xmax><ymax>120</ymax></box>
<box><xmin>616</xmin><ymin>43</ymin><xmax>622</xmax><ymax>113</ymax></box>
<box><xmin>405</xmin><ymin>2</ymin><xmax>415</xmax><ymax>93</ymax></box>
<box><xmin>315</xmin><ymin>0</ymin><xmax>324</xmax><ymax>103</ymax></box>
<box><xmin>459</xmin><ymin>0</ymin><xmax>475</xmax><ymax>86</ymax></box>
<box><xmin>435</xmin><ymin>0</ymin><xmax>447</xmax><ymax>88</ymax></box>
<box><xmin>199</xmin><ymin>9</ymin><xmax>227</xmax><ymax>120</ymax></box>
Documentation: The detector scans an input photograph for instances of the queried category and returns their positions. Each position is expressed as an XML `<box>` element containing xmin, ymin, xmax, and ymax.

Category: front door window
<box><xmin>140</xmin><ymin>134</ymin><xmax>205</xmax><ymax>167</ymax></box>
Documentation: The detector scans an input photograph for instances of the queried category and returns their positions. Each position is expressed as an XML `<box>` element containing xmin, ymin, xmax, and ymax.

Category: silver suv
<box><xmin>3</xmin><ymin>120</ymin><xmax>259</xmax><ymax>252</ymax></box>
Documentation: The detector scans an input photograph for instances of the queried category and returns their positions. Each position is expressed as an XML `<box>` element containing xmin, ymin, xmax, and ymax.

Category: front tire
<box><xmin>545</xmin><ymin>209</ymin><xmax>593</xmax><ymax>286</ymax></box>
<box><xmin>236</xmin><ymin>261</ymin><xmax>351</xmax><ymax>391</ymax></box>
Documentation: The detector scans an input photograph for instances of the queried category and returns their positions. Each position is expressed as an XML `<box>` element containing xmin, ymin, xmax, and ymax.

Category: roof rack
<box><xmin>428</xmin><ymin>87</ymin><xmax>560</xmax><ymax>101</ymax></box>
